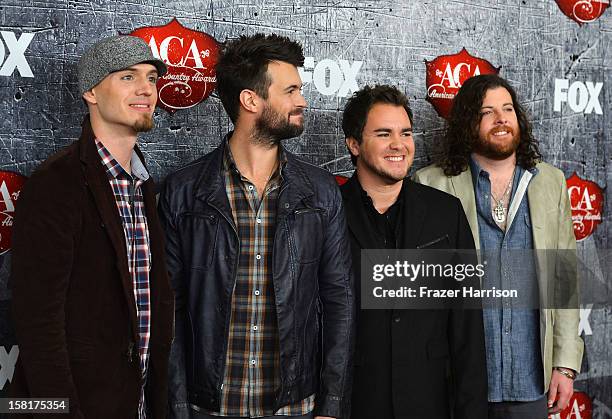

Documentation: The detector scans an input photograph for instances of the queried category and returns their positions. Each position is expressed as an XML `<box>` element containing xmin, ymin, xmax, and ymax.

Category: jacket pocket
<box><xmin>417</xmin><ymin>234</ymin><xmax>450</xmax><ymax>249</ymax></box>
<box><xmin>178</xmin><ymin>212</ymin><xmax>219</xmax><ymax>269</ymax></box>
<box><xmin>290</xmin><ymin>207</ymin><xmax>324</xmax><ymax>264</ymax></box>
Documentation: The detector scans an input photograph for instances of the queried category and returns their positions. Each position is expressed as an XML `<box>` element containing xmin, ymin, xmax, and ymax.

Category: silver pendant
<box><xmin>493</xmin><ymin>202</ymin><xmax>506</xmax><ymax>223</ymax></box>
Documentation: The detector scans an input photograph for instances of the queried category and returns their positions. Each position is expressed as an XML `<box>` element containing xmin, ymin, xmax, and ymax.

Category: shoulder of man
<box><xmin>413</xmin><ymin>163</ymin><xmax>449</xmax><ymax>183</ymax></box>
<box><xmin>405</xmin><ymin>177</ymin><xmax>462</xmax><ymax>209</ymax></box>
<box><xmin>23</xmin><ymin>140</ymin><xmax>81</xmax><ymax>196</ymax></box>
<box><xmin>162</xmin><ymin>145</ymin><xmax>221</xmax><ymax>193</ymax></box>
<box><xmin>285</xmin><ymin>150</ymin><xmax>338</xmax><ymax>194</ymax></box>
<box><xmin>533</xmin><ymin>161</ymin><xmax>566</xmax><ymax>184</ymax></box>
<box><xmin>413</xmin><ymin>163</ymin><xmax>459</xmax><ymax>196</ymax></box>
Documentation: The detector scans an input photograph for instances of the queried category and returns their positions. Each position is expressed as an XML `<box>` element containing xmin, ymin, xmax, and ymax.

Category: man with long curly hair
<box><xmin>415</xmin><ymin>74</ymin><xmax>583</xmax><ymax>419</ymax></box>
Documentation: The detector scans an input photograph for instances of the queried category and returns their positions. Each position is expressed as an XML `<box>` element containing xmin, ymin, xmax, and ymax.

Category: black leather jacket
<box><xmin>159</xmin><ymin>138</ymin><xmax>354</xmax><ymax>419</ymax></box>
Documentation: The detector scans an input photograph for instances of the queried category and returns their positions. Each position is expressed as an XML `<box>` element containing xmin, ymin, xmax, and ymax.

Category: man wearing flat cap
<box><xmin>9</xmin><ymin>35</ymin><xmax>174</xmax><ymax>419</ymax></box>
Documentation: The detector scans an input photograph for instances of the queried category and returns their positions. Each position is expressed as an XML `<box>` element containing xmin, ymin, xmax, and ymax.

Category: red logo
<box><xmin>0</xmin><ymin>171</ymin><xmax>26</xmax><ymax>254</ymax></box>
<box><xmin>425</xmin><ymin>48</ymin><xmax>500</xmax><ymax>119</ymax></box>
<box><xmin>335</xmin><ymin>175</ymin><xmax>349</xmax><ymax>186</ymax></box>
<box><xmin>566</xmin><ymin>173</ymin><xmax>604</xmax><ymax>241</ymax></box>
<box><xmin>548</xmin><ymin>391</ymin><xmax>592</xmax><ymax>419</ymax></box>
<box><xmin>130</xmin><ymin>19</ymin><xmax>220</xmax><ymax>113</ymax></box>
<box><xmin>555</xmin><ymin>0</ymin><xmax>609</xmax><ymax>25</ymax></box>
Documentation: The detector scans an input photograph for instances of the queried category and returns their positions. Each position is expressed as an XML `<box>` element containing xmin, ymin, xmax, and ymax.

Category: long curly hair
<box><xmin>435</xmin><ymin>74</ymin><xmax>542</xmax><ymax>176</ymax></box>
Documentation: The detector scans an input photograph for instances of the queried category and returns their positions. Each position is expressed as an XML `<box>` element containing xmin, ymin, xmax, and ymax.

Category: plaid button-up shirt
<box><xmin>207</xmin><ymin>143</ymin><xmax>314</xmax><ymax>417</ymax></box>
<box><xmin>96</xmin><ymin>139</ymin><xmax>151</xmax><ymax>419</ymax></box>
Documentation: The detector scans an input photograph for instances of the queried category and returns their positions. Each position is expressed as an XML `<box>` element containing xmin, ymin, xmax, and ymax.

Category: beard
<box><xmin>133</xmin><ymin>114</ymin><xmax>154</xmax><ymax>133</ymax></box>
<box><xmin>473</xmin><ymin>126</ymin><xmax>520</xmax><ymax>160</ymax></box>
<box><xmin>252</xmin><ymin>103</ymin><xmax>304</xmax><ymax>147</ymax></box>
<box><xmin>358</xmin><ymin>152</ymin><xmax>408</xmax><ymax>184</ymax></box>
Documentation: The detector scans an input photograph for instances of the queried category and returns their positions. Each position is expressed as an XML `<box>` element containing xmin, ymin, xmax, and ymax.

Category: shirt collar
<box><xmin>355</xmin><ymin>175</ymin><xmax>402</xmax><ymax>214</ymax></box>
<box><xmin>469</xmin><ymin>154</ymin><xmax>538</xmax><ymax>187</ymax></box>
<box><xmin>222</xmin><ymin>132</ymin><xmax>287</xmax><ymax>180</ymax></box>
<box><xmin>95</xmin><ymin>138</ymin><xmax>149</xmax><ymax>182</ymax></box>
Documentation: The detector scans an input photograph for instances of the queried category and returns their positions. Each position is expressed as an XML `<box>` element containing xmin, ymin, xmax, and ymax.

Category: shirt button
<box><xmin>394</xmin><ymin>317</ymin><xmax>401</xmax><ymax>323</ymax></box>
<box><xmin>256</xmin><ymin>254</ymin><xmax>262</xmax><ymax>260</ymax></box>
<box><xmin>251</xmin><ymin>359</ymin><xmax>256</xmax><ymax>365</ymax></box>
<box><xmin>254</xmin><ymin>290</ymin><xmax>260</xmax><ymax>296</ymax></box>
<box><xmin>253</xmin><ymin>325</ymin><xmax>258</xmax><ymax>331</ymax></box>
<box><xmin>284</xmin><ymin>203</ymin><xmax>290</xmax><ymax>209</ymax></box>
<box><xmin>256</xmin><ymin>218</ymin><xmax>262</xmax><ymax>224</ymax></box>
<box><xmin>248</xmin><ymin>185</ymin><xmax>254</xmax><ymax>191</ymax></box>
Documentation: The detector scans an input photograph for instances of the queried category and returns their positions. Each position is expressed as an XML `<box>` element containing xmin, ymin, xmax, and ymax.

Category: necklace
<box><xmin>491</xmin><ymin>168</ymin><xmax>515</xmax><ymax>224</ymax></box>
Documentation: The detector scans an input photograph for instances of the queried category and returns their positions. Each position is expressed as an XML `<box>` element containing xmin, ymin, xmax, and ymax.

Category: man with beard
<box><xmin>10</xmin><ymin>36</ymin><xmax>174</xmax><ymax>418</ymax></box>
<box><xmin>160</xmin><ymin>34</ymin><xmax>354</xmax><ymax>419</ymax></box>
<box><xmin>341</xmin><ymin>85</ymin><xmax>488</xmax><ymax>419</ymax></box>
<box><xmin>415</xmin><ymin>74</ymin><xmax>583</xmax><ymax>418</ymax></box>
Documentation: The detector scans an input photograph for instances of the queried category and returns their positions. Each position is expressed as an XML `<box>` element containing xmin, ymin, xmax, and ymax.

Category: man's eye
<box><xmin>149</xmin><ymin>77</ymin><xmax>158</xmax><ymax>83</ymax></box>
<box><xmin>402</xmin><ymin>132</ymin><xmax>413</xmax><ymax>137</ymax></box>
<box><xmin>378</xmin><ymin>133</ymin><xmax>389</xmax><ymax>137</ymax></box>
<box><xmin>121</xmin><ymin>75</ymin><xmax>133</xmax><ymax>80</ymax></box>
<box><xmin>481</xmin><ymin>110</ymin><xmax>492</xmax><ymax>116</ymax></box>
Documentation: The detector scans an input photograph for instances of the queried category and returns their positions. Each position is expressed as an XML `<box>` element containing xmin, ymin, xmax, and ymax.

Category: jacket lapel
<box><xmin>276</xmin><ymin>152</ymin><xmax>315</xmax><ymax>226</ymax></box>
<box><xmin>397</xmin><ymin>180</ymin><xmax>427</xmax><ymax>249</ymax></box>
<box><xmin>450</xmin><ymin>169</ymin><xmax>480</xmax><ymax>249</ymax></box>
<box><xmin>78</xmin><ymin>117</ymin><xmax>139</xmax><ymax>341</ymax></box>
<box><xmin>193</xmin><ymin>142</ymin><xmax>237</xmax><ymax>233</ymax></box>
<box><xmin>526</xmin><ymin>171</ymin><xmax>549</xmax><ymax>250</ymax></box>
<box><xmin>341</xmin><ymin>175</ymin><xmax>382</xmax><ymax>249</ymax></box>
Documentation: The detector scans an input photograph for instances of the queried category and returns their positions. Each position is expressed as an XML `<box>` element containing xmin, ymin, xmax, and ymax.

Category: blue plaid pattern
<box><xmin>205</xmin><ymin>142</ymin><xmax>314</xmax><ymax>418</ymax></box>
<box><xmin>96</xmin><ymin>139</ymin><xmax>151</xmax><ymax>419</ymax></box>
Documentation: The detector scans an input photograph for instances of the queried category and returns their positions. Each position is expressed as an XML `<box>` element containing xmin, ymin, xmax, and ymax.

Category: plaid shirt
<box><xmin>207</xmin><ymin>143</ymin><xmax>314</xmax><ymax>417</ymax></box>
<box><xmin>96</xmin><ymin>139</ymin><xmax>151</xmax><ymax>419</ymax></box>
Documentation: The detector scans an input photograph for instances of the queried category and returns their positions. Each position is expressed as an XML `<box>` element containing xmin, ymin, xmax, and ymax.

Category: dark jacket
<box><xmin>159</xmin><ymin>138</ymin><xmax>354</xmax><ymax>419</ymax></box>
<box><xmin>341</xmin><ymin>175</ymin><xmax>488</xmax><ymax>419</ymax></box>
<box><xmin>9</xmin><ymin>117</ymin><xmax>174</xmax><ymax>419</ymax></box>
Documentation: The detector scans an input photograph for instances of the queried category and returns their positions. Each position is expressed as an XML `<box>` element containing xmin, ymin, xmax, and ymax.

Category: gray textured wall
<box><xmin>0</xmin><ymin>0</ymin><xmax>610</xmax><ymax>416</ymax></box>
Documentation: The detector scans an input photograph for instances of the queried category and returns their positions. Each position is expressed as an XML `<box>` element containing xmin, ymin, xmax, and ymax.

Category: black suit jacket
<box><xmin>9</xmin><ymin>116</ymin><xmax>174</xmax><ymax>418</ymax></box>
<box><xmin>341</xmin><ymin>175</ymin><xmax>488</xmax><ymax>419</ymax></box>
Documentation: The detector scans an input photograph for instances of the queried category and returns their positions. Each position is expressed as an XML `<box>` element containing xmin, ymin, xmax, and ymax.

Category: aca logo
<box><xmin>566</xmin><ymin>173</ymin><xmax>604</xmax><ymax>241</ymax></box>
<box><xmin>0</xmin><ymin>171</ymin><xmax>27</xmax><ymax>254</ymax></box>
<box><xmin>131</xmin><ymin>19</ymin><xmax>220</xmax><ymax>113</ymax></box>
<box><xmin>555</xmin><ymin>0</ymin><xmax>609</xmax><ymax>25</ymax></box>
<box><xmin>425</xmin><ymin>48</ymin><xmax>500</xmax><ymax>119</ymax></box>
<box><xmin>548</xmin><ymin>391</ymin><xmax>592</xmax><ymax>419</ymax></box>
<box><xmin>299</xmin><ymin>57</ymin><xmax>362</xmax><ymax>98</ymax></box>
<box><xmin>0</xmin><ymin>31</ymin><xmax>35</xmax><ymax>78</ymax></box>
<box><xmin>335</xmin><ymin>175</ymin><xmax>349</xmax><ymax>186</ymax></box>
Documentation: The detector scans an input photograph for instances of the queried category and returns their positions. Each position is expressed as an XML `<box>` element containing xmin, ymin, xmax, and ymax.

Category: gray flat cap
<box><xmin>77</xmin><ymin>35</ymin><xmax>167</xmax><ymax>96</ymax></box>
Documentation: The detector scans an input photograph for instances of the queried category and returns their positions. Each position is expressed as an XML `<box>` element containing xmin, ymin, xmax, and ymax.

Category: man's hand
<box><xmin>547</xmin><ymin>369</ymin><xmax>575</xmax><ymax>414</ymax></box>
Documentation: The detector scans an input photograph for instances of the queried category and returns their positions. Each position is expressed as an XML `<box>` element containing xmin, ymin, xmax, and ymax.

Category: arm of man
<box><xmin>314</xmin><ymin>183</ymin><xmax>355</xmax><ymax>419</ymax></box>
<box><xmin>158</xmin><ymin>180</ymin><xmax>191</xmax><ymax>419</ymax></box>
<box><xmin>548</xmin><ymin>172</ymin><xmax>584</xmax><ymax>413</ymax></box>
<box><xmin>10</xmin><ymin>168</ymin><xmax>84</xmax><ymax>418</ymax></box>
<box><xmin>448</xmin><ymin>198</ymin><xmax>488</xmax><ymax>419</ymax></box>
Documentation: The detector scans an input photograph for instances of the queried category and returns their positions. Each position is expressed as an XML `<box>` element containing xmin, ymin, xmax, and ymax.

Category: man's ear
<box><xmin>239</xmin><ymin>89</ymin><xmax>259</xmax><ymax>115</ymax></box>
<box><xmin>82</xmin><ymin>89</ymin><xmax>97</xmax><ymax>105</ymax></box>
<box><xmin>346</xmin><ymin>137</ymin><xmax>360</xmax><ymax>158</ymax></box>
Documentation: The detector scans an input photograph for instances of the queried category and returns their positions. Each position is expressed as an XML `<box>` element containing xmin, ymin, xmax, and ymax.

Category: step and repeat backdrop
<box><xmin>0</xmin><ymin>1</ymin><xmax>610</xmax><ymax>417</ymax></box>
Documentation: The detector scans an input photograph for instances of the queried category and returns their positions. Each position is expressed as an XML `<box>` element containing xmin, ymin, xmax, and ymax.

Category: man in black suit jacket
<box><xmin>340</xmin><ymin>85</ymin><xmax>488</xmax><ymax>419</ymax></box>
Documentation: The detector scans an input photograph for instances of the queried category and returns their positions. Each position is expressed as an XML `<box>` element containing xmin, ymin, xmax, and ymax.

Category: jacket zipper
<box><xmin>207</xmin><ymin>198</ymin><xmax>240</xmax><ymax>397</ymax></box>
